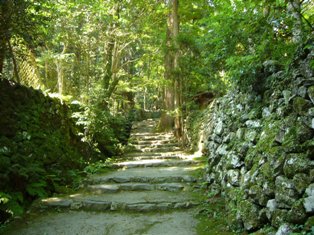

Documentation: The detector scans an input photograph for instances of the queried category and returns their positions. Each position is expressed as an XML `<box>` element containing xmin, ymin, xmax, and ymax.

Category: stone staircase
<box><xmin>6</xmin><ymin>119</ymin><xmax>204</xmax><ymax>235</ymax></box>
<box><xmin>39</xmin><ymin>119</ymin><xmax>202</xmax><ymax>212</ymax></box>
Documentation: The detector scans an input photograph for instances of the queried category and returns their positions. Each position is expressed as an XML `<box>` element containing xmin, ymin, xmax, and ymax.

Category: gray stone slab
<box><xmin>87</xmin><ymin>166</ymin><xmax>200</xmax><ymax>184</ymax></box>
<box><xmin>5</xmin><ymin>210</ymin><xmax>199</xmax><ymax>235</ymax></box>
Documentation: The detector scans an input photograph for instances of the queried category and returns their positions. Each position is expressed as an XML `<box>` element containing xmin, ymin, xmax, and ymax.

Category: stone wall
<box><xmin>203</xmin><ymin>41</ymin><xmax>314</xmax><ymax>232</ymax></box>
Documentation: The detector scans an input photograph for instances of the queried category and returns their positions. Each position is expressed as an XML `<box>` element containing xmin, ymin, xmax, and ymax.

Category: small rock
<box><xmin>271</xmin><ymin>209</ymin><xmax>289</xmax><ymax>228</ymax></box>
<box><xmin>275</xmin><ymin>128</ymin><xmax>286</xmax><ymax>144</ymax></box>
<box><xmin>267</xmin><ymin>199</ymin><xmax>277</xmax><ymax>212</ymax></box>
<box><xmin>308</xmin><ymin>86</ymin><xmax>314</xmax><ymax>104</ymax></box>
<box><xmin>275</xmin><ymin>223</ymin><xmax>293</xmax><ymax>235</ymax></box>
<box><xmin>215</xmin><ymin>120</ymin><xmax>224</xmax><ymax>135</ymax></box>
<box><xmin>306</xmin><ymin>183</ymin><xmax>314</xmax><ymax>197</ymax></box>
<box><xmin>245</xmin><ymin>120</ymin><xmax>261</xmax><ymax>128</ymax></box>
<box><xmin>283</xmin><ymin>153</ymin><xmax>311</xmax><ymax>178</ymax></box>
<box><xmin>287</xmin><ymin>200</ymin><xmax>307</xmax><ymax>224</ymax></box>
<box><xmin>292</xmin><ymin>97</ymin><xmax>312</xmax><ymax>115</ymax></box>
<box><xmin>262</xmin><ymin>107</ymin><xmax>271</xmax><ymax>117</ymax></box>
<box><xmin>282</xmin><ymin>90</ymin><xmax>293</xmax><ymax>105</ymax></box>
<box><xmin>293</xmin><ymin>174</ymin><xmax>310</xmax><ymax>195</ymax></box>
<box><xmin>236</xmin><ymin>128</ymin><xmax>245</xmax><ymax>140</ymax></box>
<box><xmin>275</xmin><ymin>176</ymin><xmax>298</xmax><ymax>209</ymax></box>
<box><xmin>216</xmin><ymin>144</ymin><xmax>228</xmax><ymax>156</ymax></box>
<box><xmin>227</xmin><ymin>170</ymin><xmax>240</xmax><ymax>186</ymax></box>
<box><xmin>298</xmin><ymin>86</ymin><xmax>307</xmax><ymax>98</ymax></box>
<box><xmin>263</xmin><ymin>60</ymin><xmax>282</xmax><ymax>74</ymax></box>
<box><xmin>245</xmin><ymin>129</ymin><xmax>258</xmax><ymax>142</ymax></box>
<box><xmin>309</xmin><ymin>108</ymin><xmax>314</xmax><ymax>117</ymax></box>
<box><xmin>304</xmin><ymin>196</ymin><xmax>314</xmax><ymax>213</ymax></box>
<box><xmin>226</xmin><ymin>153</ymin><xmax>243</xmax><ymax>169</ymax></box>
<box><xmin>239</xmin><ymin>200</ymin><xmax>263</xmax><ymax>231</ymax></box>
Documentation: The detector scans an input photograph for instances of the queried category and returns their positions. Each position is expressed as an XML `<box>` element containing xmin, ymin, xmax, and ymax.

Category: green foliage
<box><xmin>83</xmin><ymin>159</ymin><xmax>114</xmax><ymax>175</ymax></box>
<box><xmin>0</xmin><ymin>79</ymin><xmax>89</xmax><ymax>223</ymax></box>
<box><xmin>72</xmin><ymin>99</ymin><xmax>129</xmax><ymax>157</ymax></box>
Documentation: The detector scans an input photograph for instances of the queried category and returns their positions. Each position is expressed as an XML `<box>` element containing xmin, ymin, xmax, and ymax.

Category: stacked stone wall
<box><xmin>203</xmin><ymin>41</ymin><xmax>314</xmax><ymax>232</ymax></box>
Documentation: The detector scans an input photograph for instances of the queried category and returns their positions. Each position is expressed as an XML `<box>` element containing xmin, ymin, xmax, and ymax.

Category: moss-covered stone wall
<box><xmin>203</xmin><ymin>41</ymin><xmax>314</xmax><ymax>233</ymax></box>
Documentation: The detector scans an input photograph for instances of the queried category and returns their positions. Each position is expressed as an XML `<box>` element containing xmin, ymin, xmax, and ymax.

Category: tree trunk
<box><xmin>172</xmin><ymin>0</ymin><xmax>183</xmax><ymax>139</ymax></box>
<box><xmin>7</xmin><ymin>40</ymin><xmax>20</xmax><ymax>83</ymax></box>
<box><xmin>0</xmin><ymin>0</ymin><xmax>11</xmax><ymax>76</ymax></box>
<box><xmin>55</xmin><ymin>43</ymin><xmax>67</xmax><ymax>101</ymax></box>
<box><xmin>103</xmin><ymin>40</ymin><xmax>114</xmax><ymax>91</ymax></box>
<box><xmin>56</xmin><ymin>60</ymin><xmax>63</xmax><ymax>98</ymax></box>
<box><xmin>0</xmin><ymin>39</ymin><xmax>6</xmax><ymax>76</ymax></box>
<box><xmin>159</xmin><ymin>0</ymin><xmax>182</xmax><ymax>135</ymax></box>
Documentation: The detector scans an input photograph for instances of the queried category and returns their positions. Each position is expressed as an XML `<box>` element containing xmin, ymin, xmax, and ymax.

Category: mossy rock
<box><xmin>308</xmin><ymin>86</ymin><xmax>314</xmax><ymax>104</ymax></box>
<box><xmin>248</xmin><ymin>185</ymin><xmax>271</xmax><ymax>206</ymax></box>
<box><xmin>282</xmin><ymin>122</ymin><xmax>313</xmax><ymax>152</ymax></box>
<box><xmin>292</xmin><ymin>97</ymin><xmax>312</xmax><ymax>115</ymax></box>
<box><xmin>283</xmin><ymin>153</ymin><xmax>311</xmax><ymax>178</ymax></box>
<box><xmin>238</xmin><ymin>200</ymin><xmax>264</xmax><ymax>231</ymax></box>
<box><xmin>305</xmin><ymin>216</ymin><xmax>314</xmax><ymax>230</ymax></box>
<box><xmin>271</xmin><ymin>209</ymin><xmax>289</xmax><ymax>228</ymax></box>
<box><xmin>254</xmin><ymin>120</ymin><xmax>282</xmax><ymax>153</ymax></box>
<box><xmin>293</xmin><ymin>173</ymin><xmax>311</xmax><ymax>195</ymax></box>
<box><xmin>260</xmin><ymin>149</ymin><xmax>286</xmax><ymax>182</ymax></box>
<box><xmin>275</xmin><ymin>176</ymin><xmax>299</xmax><ymax>209</ymax></box>
<box><xmin>286</xmin><ymin>199</ymin><xmax>307</xmax><ymax>224</ymax></box>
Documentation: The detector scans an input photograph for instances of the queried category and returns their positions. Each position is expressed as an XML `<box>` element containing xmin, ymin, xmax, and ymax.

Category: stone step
<box><xmin>87</xmin><ymin>175</ymin><xmax>197</xmax><ymax>184</ymax></box>
<box><xmin>113</xmin><ymin>159</ymin><xmax>200</xmax><ymax>169</ymax></box>
<box><xmin>130</xmin><ymin>134</ymin><xmax>174</xmax><ymax>141</ymax></box>
<box><xmin>131</xmin><ymin>139</ymin><xmax>177</xmax><ymax>145</ymax></box>
<box><xmin>125</xmin><ymin>154</ymin><xmax>192</xmax><ymax>161</ymax></box>
<box><xmin>131</xmin><ymin>142</ymin><xmax>179</xmax><ymax>149</ymax></box>
<box><xmin>124</xmin><ymin>150</ymin><xmax>184</xmax><ymax>158</ymax></box>
<box><xmin>86</xmin><ymin>182</ymin><xmax>187</xmax><ymax>193</ymax></box>
<box><xmin>84</xmin><ymin>166</ymin><xmax>200</xmax><ymax>185</ymax></box>
<box><xmin>36</xmin><ymin>191</ymin><xmax>199</xmax><ymax>212</ymax></box>
<box><xmin>130</xmin><ymin>146</ymin><xmax>182</xmax><ymax>153</ymax></box>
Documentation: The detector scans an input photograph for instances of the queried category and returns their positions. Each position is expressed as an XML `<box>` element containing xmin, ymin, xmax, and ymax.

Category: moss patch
<box><xmin>196</xmin><ymin>197</ymin><xmax>241</xmax><ymax>235</ymax></box>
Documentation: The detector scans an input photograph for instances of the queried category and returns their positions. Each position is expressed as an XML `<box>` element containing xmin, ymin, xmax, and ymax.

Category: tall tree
<box><xmin>159</xmin><ymin>0</ymin><xmax>183</xmax><ymax>139</ymax></box>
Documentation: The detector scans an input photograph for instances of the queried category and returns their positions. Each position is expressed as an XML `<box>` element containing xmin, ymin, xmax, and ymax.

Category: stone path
<box><xmin>5</xmin><ymin>119</ymin><xmax>204</xmax><ymax>235</ymax></box>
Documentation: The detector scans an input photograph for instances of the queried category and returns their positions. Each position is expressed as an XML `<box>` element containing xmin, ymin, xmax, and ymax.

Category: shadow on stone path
<box><xmin>4</xmin><ymin>119</ymin><xmax>204</xmax><ymax>235</ymax></box>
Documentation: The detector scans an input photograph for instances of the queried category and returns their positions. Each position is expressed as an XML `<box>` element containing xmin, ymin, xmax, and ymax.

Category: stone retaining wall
<box><xmin>203</xmin><ymin>41</ymin><xmax>314</xmax><ymax>232</ymax></box>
